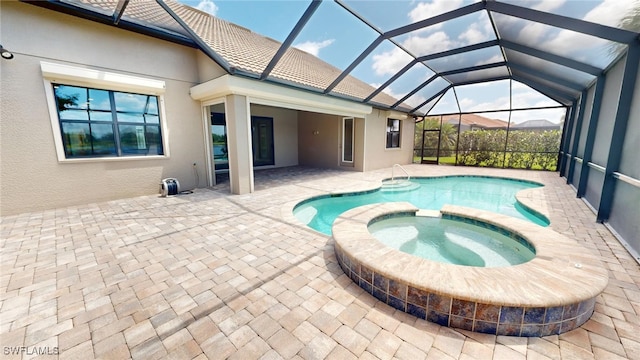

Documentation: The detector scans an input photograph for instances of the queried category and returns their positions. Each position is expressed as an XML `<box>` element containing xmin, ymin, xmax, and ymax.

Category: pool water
<box><xmin>294</xmin><ymin>176</ymin><xmax>548</xmax><ymax>234</ymax></box>
<box><xmin>368</xmin><ymin>216</ymin><xmax>535</xmax><ymax>267</ymax></box>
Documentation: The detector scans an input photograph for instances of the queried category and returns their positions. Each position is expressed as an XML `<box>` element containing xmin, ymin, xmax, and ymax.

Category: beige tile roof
<box><xmin>167</xmin><ymin>1</ymin><xmax>401</xmax><ymax>107</ymax></box>
<box><xmin>78</xmin><ymin>0</ymin><xmax>404</xmax><ymax>109</ymax></box>
<box><xmin>442</xmin><ymin>114</ymin><xmax>509</xmax><ymax>128</ymax></box>
<box><xmin>78</xmin><ymin>0</ymin><xmax>190</xmax><ymax>37</ymax></box>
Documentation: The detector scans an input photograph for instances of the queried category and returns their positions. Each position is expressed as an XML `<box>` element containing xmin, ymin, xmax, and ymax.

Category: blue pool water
<box><xmin>294</xmin><ymin>176</ymin><xmax>549</xmax><ymax>235</ymax></box>
<box><xmin>368</xmin><ymin>216</ymin><xmax>535</xmax><ymax>267</ymax></box>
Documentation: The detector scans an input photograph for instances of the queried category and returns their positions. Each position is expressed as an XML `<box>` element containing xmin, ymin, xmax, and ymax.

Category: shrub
<box><xmin>454</xmin><ymin>129</ymin><xmax>560</xmax><ymax>171</ymax></box>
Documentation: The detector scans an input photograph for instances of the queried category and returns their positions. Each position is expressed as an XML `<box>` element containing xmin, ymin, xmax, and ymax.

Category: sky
<box><xmin>177</xmin><ymin>0</ymin><xmax>638</xmax><ymax>123</ymax></box>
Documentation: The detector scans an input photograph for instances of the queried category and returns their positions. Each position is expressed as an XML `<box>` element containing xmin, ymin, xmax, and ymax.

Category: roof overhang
<box><xmin>190</xmin><ymin>75</ymin><xmax>373</xmax><ymax>117</ymax></box>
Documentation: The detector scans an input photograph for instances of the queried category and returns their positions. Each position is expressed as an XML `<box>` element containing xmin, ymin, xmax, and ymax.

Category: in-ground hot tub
<box><xmin>368</xmin><ymin>214</ymin><xmax>536</xmax><ymax>268</ymax></box>
<box><xmin>332</xmin><ymin>203</ymin><xmax>608</xmax><ymax>336</ymax></box>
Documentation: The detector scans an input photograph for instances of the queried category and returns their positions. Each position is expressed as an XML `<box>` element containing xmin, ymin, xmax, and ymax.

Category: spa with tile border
<box><xmin>332</xmin><ymin>202</ymin><xmax>609</xmax><ymax>336</ymax></box>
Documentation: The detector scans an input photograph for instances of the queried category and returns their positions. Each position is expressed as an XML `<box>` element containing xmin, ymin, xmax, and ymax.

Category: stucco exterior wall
<box><xmin>297</xmin><ymin>112</ymin><xmax>341</xmax><ymax>169</ymax></box>
<box><xmin>354</xmin><ymin>118</ymin><xmax>365</xmax><ymax>172</ymax></box>
<box><xmin>0</xmin><ymin>2</ymin><xmax>208</xmax><ymax>215</ymax></box>
<box><xmin>296</xmin><ymin>108</ymin><xmax>412</xmax><ymax>172</ymax></box>
<box><xmin>362</xmin><ymin>109</ymin><xmax>414</xmax><ymax>171</ymax></box>
<box><xmin>250</xmin><ymin>104</ymin><xmax>298</xmax><ymax>168</ymax></box>
<box><xmin>197</xmin><ymin>52</ymin><xmax>228</xmax><ymax>83</ymax></box>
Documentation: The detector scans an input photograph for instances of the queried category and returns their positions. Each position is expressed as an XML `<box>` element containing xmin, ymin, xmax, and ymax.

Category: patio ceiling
<box><xmin>25</xmin><ymin>0</ymin><xmax>640</xmax><ymax>115</ymax></box>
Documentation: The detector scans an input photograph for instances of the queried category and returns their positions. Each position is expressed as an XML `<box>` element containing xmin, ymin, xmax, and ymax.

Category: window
<box><xmin>53</xmin><ymin>84</ymin><xmax>163</xmax><ymax>158</ymax></box>
<box><xmin>386</xmin><ymin>118</ymin><xmax>401</xmax><ymax>148</ymax></box>
<box><xmin>41</xmin><ymin>61</ymin><xmax>167</xmax><ymax>161</ymax></box>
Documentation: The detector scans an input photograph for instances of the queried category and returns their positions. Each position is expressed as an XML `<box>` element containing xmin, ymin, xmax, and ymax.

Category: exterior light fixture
<box><xmin>1</xmin><ymin>45</ymin><xmax>14</xmax><ymax>60</ymax></box>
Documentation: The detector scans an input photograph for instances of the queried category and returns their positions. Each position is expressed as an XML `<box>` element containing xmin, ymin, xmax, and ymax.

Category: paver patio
<box><xmin>1</xmin><ymin>165</ymin><xmax>638</xmax><ymax>359</ymax></box>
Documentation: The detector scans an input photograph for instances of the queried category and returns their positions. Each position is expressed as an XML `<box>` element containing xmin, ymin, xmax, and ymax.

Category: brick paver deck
<box><xmin>1</xmin><ymin>165</ymin><xmax>638</xmax><ymax>359</ymax></box>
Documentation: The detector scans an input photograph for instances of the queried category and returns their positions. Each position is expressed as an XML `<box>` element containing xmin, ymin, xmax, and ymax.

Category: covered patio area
<box><xmin>1</xmin><ymin>165</ymin><xmax>638</xmax><ymax>359</ymax></box>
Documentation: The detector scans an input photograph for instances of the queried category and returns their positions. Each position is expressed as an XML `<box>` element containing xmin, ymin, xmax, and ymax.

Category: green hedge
<box><xmin>456</xmin><ymin>129</ymin><xmax>560</xmax><ymax>171</ymax></box>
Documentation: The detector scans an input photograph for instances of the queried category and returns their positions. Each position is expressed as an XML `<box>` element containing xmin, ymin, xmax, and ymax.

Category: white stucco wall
<box><xmin>0</xmin><ymin>2</ymin><xmax>208</xmax><ymax>215</ymax></box>
<box><xmin>196</xmin><ymin>52</ymin><xmax>228</xmax><ymax>83</ymax></box>
<box><xmin>298</xmin><ymin>112</ymin><xmax>341</xmax><ymax>169</ymax></box>
<box><xmin>297</xmin><ymin>108</ymin><xmax>412</xmax><ymax>171</ymax></box>
<box><xmin>362</xmin><ymin>109</ymin><xmax>414</xmax><ymax>171</ymax></box>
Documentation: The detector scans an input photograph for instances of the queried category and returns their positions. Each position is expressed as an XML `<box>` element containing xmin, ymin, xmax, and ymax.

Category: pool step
<box><xmin>380</xmin><ymin>179</ymin><xmax>420</xmax><ymax>192</ymax></box>
<box><xmin>444</xmin><ymin>232</ymin><xmax>511</xmax><ymax>267</ymax></box>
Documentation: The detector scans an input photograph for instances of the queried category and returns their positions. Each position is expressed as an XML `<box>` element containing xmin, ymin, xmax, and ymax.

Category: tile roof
<box><xmin>511</xmin><ymin>119</ymin><xmax>561</xmax><ymax>128</ymax></box>
<box><xmin>77</xmin><ymin>0</ymin><xmax>191</xmax><ymax>38</ymax></box>
<box><xmin>77</xmin><ymin>0</ymin><xmax>403</xmax><ymax>109</ymax></box>
<box><xmin>167</xmin><ymin>1</ymin><xmax>402</xmax><ymax>107</ymax></box>
<box><xmin>442</xmin><ymin>114</ymin><xmax>509</xmax><ymax>128</ymax></box>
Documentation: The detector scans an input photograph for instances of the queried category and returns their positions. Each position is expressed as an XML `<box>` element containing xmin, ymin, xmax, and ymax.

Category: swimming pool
<box><xmin>294</xmin><ymin>176</ymin><xmax>549</xmax><ymax>234</ymax></box>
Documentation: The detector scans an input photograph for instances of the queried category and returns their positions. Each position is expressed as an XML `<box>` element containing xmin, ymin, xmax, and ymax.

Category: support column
<box><xmin>577</xmin><ymin>75</ymin><xmax>605</xmax><ymax>198</ymax></box>
<box><xmin>225</xmin><ymin>94</ymin><xmax>254</xmax><ymax>194</ymax></box>
<box><xmin>558</xmin><ymin>104</ymin><xmax>574</xmax><ymax>178</ymax></box>
<box><xmin>597</xmin><ymin>44</ymin><xmax>640</xmax><ymax>222</ymax></box>
<box><xmin>566</xmin><ymin>91</ymin><xmax>587</xmax><ymax>184</ymax></box>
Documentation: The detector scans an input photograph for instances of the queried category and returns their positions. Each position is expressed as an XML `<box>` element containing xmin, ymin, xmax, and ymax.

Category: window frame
<box><xmin>386</xmin><ymin>118</ymin><xmax>402</xmax><ymax>149</ymax></box>
<box><xmin>41</xmin><ymin>61</ymin><xmax>169</xmax><ymax>162</ymax></box>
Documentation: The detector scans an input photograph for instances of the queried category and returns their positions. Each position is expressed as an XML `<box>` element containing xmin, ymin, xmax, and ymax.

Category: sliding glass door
<box><xmin>251</xmin><ymin>116</ymin><xmax>274</xmax><ymax>166</ymax></box>
<box><xmin>210</xmin><ymin>114</ymin><xmax>274</xmax><ymax>170</ymax></box>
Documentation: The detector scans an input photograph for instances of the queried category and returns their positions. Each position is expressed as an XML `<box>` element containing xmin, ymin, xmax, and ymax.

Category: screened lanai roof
<box><xmin>25</xmin><ymin>0</ymin><xmax>640</xmax><ymax>116</ymax></box>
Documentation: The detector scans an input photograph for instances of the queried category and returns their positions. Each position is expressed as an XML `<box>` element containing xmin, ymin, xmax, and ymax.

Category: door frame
<box><xmin>251</xmin><ymin>116</ymin><xmax>275</xmax><ymax>167</ymax></box>
<box><xmin>340</xmin><ymin>117</ymin><xmax>355</xmax><ymax>167</ymax></box>
<box><xmin>421</xmin><ymin>128</ymin><xmax>442</xmax><ymax>164</ymax></box>
<box><xmin>201</xmin><ymin>98</ymin><xmax>227</xmax><ymax>187</ymax></box>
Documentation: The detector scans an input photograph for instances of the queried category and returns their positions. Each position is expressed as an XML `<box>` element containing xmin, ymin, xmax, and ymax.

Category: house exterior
<box><xmin>510</xmin><ymin>119</ymin><xmax>562</xmax><ymax>131</ymax></box>
<box><xmin>0</xmin><ymin>1</ymin><xmax>414</xmax><ymax>215</ymax></box>
<box><xmin>442</xmin><ymin>114</ymin><xmax>509</xmax><ymax>131</ymax></box>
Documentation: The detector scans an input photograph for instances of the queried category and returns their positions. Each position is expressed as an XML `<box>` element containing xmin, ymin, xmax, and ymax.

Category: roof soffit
<box><xmin>190</xmin><ymin>75</ymin><xmax>372</xmax><ymax>117</ymax></box>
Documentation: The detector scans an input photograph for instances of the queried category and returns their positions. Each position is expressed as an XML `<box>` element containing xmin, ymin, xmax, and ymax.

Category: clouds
<box><xmin>367</xmin><ymin>0</ymin><xmax>630</xmax><ymax>112</ymax></box>
<box><xmin>409</xmin><ymin>0</ymin><xmax>464</xmax><ymax>24</ymax></box>
<box><xmin>513</xmin><ymin>0</ymin><xmax>636</xmax><ymax>62</ymax></box>
<box><xmin>371</xmin><ymin>8</ymin><xmax>494</xmax><ymax>77</ymax></box>
<box><xmin>403</xmin><ymin>30</ymin><xmax>457</xmax><ymax>56</ymax></box>
<box><xmin>196</xmin><ymin>0</ymin><xmax>218</xmax><ymax>16</ymax></box>
<box><xmin>370</xmin><ymin>82</ymin><xmax>426</xmax><ymax>108</ymax></box>
<box><xmin>372</xmin><ymin>47</ymin><xmax>414</xmax><ymax>76</ymax></box>
<box><xmin>293</xmin><ymin>39</ymin><xmax>335</xmax><ymax>57</ymax></box>
<box><xmin>529</xmin><ymin>0</ymin><xmax>566</xmax><ymax>13</ymax></box>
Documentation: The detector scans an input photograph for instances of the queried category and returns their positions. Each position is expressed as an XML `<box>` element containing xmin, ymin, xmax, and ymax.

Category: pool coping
<box><xmin>332</xmin><ymin>202</ymin><xmax>609</xmax><ymax>336</ymax></box>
